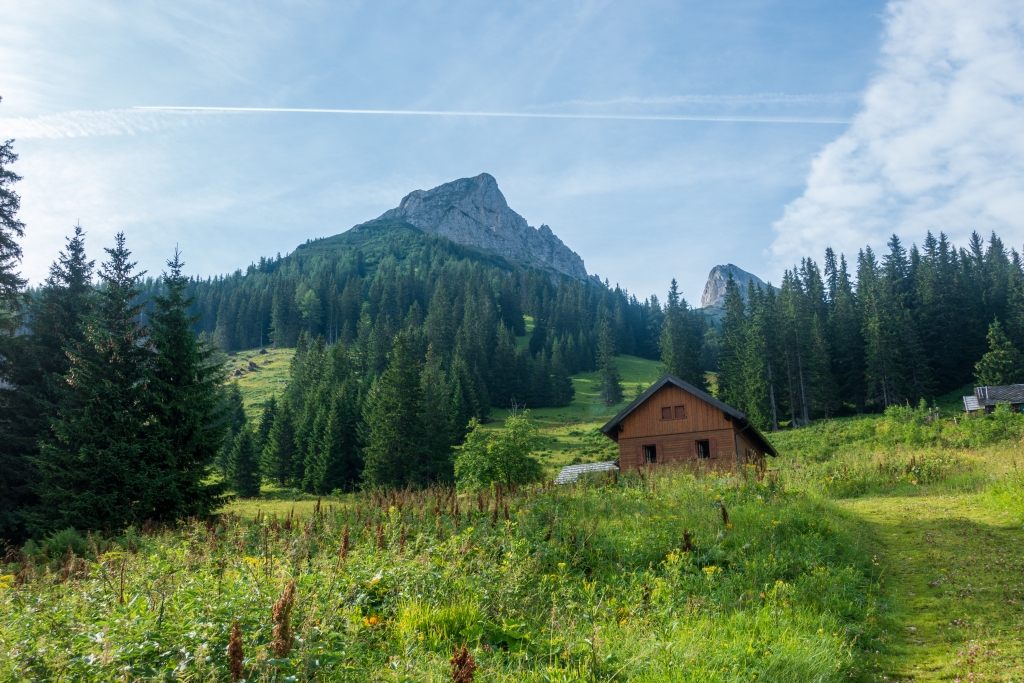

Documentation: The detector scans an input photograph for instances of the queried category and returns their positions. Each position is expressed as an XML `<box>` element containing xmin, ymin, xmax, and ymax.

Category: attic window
<box><xmin>661</xmin><ymin>407</ymin><xmax>672</xmax><ymax>420</ymax></box>
<box><xmin>674</xmin><ymin>405</ymin><xmax>686</xmax><ymax>419</ymax></box>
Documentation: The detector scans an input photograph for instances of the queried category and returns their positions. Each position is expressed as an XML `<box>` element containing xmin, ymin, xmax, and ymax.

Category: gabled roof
<box><xmin>600</xmin><ymin>374</ymin><xmax>778</xmax><ymax>457</ymax></box>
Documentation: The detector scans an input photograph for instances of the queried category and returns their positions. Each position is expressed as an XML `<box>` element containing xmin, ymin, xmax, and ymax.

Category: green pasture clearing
<box><xmin>222</xmin><ymin>347</ymin><xmax>294</xmax><ymax>420</ymax></box>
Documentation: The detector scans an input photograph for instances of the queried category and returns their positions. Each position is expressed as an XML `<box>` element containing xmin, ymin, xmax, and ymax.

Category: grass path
<box><xmin>841</xmin><ymin>492</ymin><xmax>1024</xmax><ymax>681</ymax></box>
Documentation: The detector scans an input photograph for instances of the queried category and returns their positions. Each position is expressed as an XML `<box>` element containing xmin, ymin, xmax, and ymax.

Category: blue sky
<box><xmin>3</xmin><ymin>0</ymin><xmax>1022</xmax><ymax>304</ymax></box>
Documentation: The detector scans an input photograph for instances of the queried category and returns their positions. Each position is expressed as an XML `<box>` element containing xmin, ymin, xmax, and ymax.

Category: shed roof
<box><xmin>599</xmin><ymin>374</ymin><xmax>778</xmax><ymax>457</ymax></box>
<box><xmin>963</xmin><ymin>395</ymin><xmax>980</xmax><ymax>412</ymax></box>
<box><xmin>973</xmin><ymin>384</ymin><xmax>1024</xmax><ymax>406</ymax></box>
<box><xmin>554</xmin><ymin>461</ymin><xmax>619</xmax><ymax>485</ymax></box>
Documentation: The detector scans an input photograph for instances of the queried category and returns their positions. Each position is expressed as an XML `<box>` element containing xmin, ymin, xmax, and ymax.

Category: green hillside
<box><xmin>225</xmin><ymin>347</ymin><xmax>665</xmax><ymax>473</ymax></box>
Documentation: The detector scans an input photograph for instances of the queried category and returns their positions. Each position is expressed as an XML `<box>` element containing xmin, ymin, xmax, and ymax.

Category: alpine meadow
<box><xmin>4</xmin><ymin>5</ymin><xmax>1024</xmax><ymax>679</ymax></box>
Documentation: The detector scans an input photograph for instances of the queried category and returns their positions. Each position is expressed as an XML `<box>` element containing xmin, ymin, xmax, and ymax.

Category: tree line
<box><xmin>717</xmin><ymin>233</ymin><xmax>1024</xmax><ymax>431</ymax></box>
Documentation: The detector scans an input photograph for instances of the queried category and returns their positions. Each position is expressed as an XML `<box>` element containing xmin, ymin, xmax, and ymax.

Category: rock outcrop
<box><xmin>371</xmin><ymin>173</ymin><xmax>588</xmax><ymax>279</ymax></box>
<box><xmin>700</xmin><ymin>264</ymin><xmax>769</xmax><ymax>309</ymax></box>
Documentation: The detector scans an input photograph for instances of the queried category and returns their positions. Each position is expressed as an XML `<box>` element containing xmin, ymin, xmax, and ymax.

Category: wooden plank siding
<box><xmin>615</xmin><ymin>385</ymin><xmax>739</xmax><ymax>471</ymax></box>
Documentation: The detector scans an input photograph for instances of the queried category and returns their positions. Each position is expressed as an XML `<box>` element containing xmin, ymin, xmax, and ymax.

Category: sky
<box><xmin>1</xmin><ymin>0</ymin><xmax>1022</xmax><ymax>304</ymax></box>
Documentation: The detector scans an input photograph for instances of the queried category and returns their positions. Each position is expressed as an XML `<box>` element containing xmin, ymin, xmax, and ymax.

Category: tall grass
<box><xmin>1</xmin><ymin>470</ymin><xmax>884</xmax><ymax>681</ymax></box>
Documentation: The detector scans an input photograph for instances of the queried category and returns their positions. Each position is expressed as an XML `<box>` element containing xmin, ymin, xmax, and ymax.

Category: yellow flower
<box><xmin>771</xmin><ymin>520</ymin><xmax>780</xmax><ymax>525</ymax></box>
<box><xmin>557</xmin><ymin>562</ymin><xmax>566</xmax><ymax>569</ymax></box>
<box><xmin>363</xmin><ymin>615</ymin><xmax>381</xmax><ymax>627</ymax></box>
<box><xmin>726</xmin><ymin>523</ymin><xmax>733</xmax><ymax>529</ymax></box>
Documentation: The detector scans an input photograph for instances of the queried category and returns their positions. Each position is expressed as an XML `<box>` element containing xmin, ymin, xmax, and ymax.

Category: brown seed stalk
<box><xmin>228</xmin><ymin>620</ymin><xmax>245</xmax><ymax>682</ymax></box>
<box><xmin>450</xmin><ymin>644</ymin><xmax>477</xmax><ymax>683</ymax></box>
<box><xmin>270</xmin><ymin>581</ymin><xmax>297</xmax><ymax>659</ymax></box>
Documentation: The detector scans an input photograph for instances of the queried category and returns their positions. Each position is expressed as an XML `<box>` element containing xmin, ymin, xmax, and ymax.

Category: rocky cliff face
<box><xmin>372</xmin><ymin>173</ymin><xmax>588</xmax><ymax>280</ymax></box>
<box><xmin>700</xmin><ymin>264</ymin><xmax>769</xmax><ymax>309</ymax></box>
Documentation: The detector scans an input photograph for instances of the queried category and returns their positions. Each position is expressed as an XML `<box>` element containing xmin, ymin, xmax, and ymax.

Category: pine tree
<box><xmin>2</xmin><ymin>227</ymin><xmax>94</xmax><ymax>542</ymax></box>
<box><xmin>147</xmin><ymin>249</ymin><xmax>229</xmax><ymax>520</ymax></box>
<box><xmin>716</xmin><ymin>274</ymin><xmax>746</xmax><ymax>406</ymax></box>
<box><xmin>262</xmin><ymin>397</ymin><xmax>297</xmax><ymax>486</ymax></box>
<box><xmin>549</xmin><ymin>344</ymin><xmax>575</xmax><ymax>407</ymax></box>
<box><xmin>0</xmin><ymin>109</ymin><xmax>26</xmax><ymax>313</ymax></box>
<box><xmin>229</xmin><ymin>426</ymin><xmax>262</xmax><ymax>498</ymax></box>
<box><xmin>596</xmin><ymin>317</ymin><xmax>623</xmax><ymax>406</ymax></box>
<box><xmin>255</xmin><ymin>395</ymin><xmax>278</xmax><ymax>456</ymax></box>
<box><xmin>362</xmin><ymin>332</ymin><xmax>426</xmax><ymax>489</ymax></box>
<box><xmin>0</xmin><ymin>115</ymin><xmax>30</xmax><ymax>541</ymax></box>
<box><xmin>660</xmin><ymin>279</ymin><xmax>706</xmax><ymax>389</ymax></box>
<box><xmin>35</xmin><ymin>233</ymin><xmax>157</xmax><ymax>532</ymax></box>
<box><xmin>975</xmin><ymin>319</ymin><xmax>1022</xmax><ymax>386</ymax></box>
<box><xmin>420</xmin><ymin>344</ymin><xmax>455</xmax><ymax>483</ymax></box>
<box><xmin>219</xmin><ymin>383</ymin><xmax>247</xmax><ymax>478</ymax></box>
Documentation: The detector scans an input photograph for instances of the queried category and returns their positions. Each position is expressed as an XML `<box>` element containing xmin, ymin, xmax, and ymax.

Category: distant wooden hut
<box><xmin>600</xmin><ymin>374</ymin><xmax>777</xmax><ymax>471</ymax></box>
<box><xmin>963</xmin><ymin>385</ymin><xmax>1024</xmax><ymax>414</ymax></box>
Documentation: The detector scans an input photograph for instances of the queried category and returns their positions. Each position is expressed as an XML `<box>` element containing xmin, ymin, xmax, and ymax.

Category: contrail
<box><xmin>134</xmin><ymin>105</ymin><xmax>851</xmax><ymax>125</ymax></box>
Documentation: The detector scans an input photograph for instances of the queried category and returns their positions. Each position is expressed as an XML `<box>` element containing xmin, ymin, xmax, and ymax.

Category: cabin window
<box><xmin>661</xmin><ymin>407</ymin><xmax>672</xmax><ymax>420</ymax></box>
<box><xmin>696</xmin><ymin>440</ymin><xmax>710</xmax><ymax>459</ymax></box>
<box><xmin>674</xmin><ymin>405</ymin><xmax>686</xmax><ymax>419</ymax></box>
<box><xmin>643</xmin><ymin>445</ymin><xmax>657</xmax><ymax>464</ymax></box>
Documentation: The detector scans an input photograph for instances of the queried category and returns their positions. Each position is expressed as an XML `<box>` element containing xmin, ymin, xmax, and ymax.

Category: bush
<box><xmin>42</xmin><ymin>527</ymin><xmax>87</xmax><ymax>559</ymax></box>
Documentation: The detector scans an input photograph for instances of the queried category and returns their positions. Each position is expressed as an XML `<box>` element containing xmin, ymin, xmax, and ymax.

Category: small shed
<box><xmin>600</xmin><ymin>374</ymin><xmax>777</xmax><ymax>471</ymax></box>
<box><xmin>963</xmin><ymin>385</ymin><xmax>1024</xmax><ymax>414</ymax></box>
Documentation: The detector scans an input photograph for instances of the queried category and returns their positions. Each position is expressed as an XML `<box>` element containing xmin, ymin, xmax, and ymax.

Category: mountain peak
<box><xmin>374</xmin><ymin>174</ymin><xmax>588</xmax><ymax>279</ymax></box>
<box><xmin>700</xmin><ymin>264</ymin><xmax>769</xmax><ymax>308</ymax></box>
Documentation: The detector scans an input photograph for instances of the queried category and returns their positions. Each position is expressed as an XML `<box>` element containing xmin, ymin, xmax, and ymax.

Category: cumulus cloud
<box><xmin>0</xmin><ymin>108</ymin><xmax>204</xmax><ymax>139</ymax></box>
<box><xmin>771</xmin><ymin>0</ymin><xmax>1024</xmax><ymax>266</ymax></box>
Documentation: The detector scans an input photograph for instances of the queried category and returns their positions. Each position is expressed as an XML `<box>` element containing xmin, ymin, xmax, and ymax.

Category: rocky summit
<box><xmin>372</xmin><ymin>173</ymin><xmax>588</xmax><ymax>280</ymax></box>
<box><xmin>700</xmin><ymin>264</ymin><xmax>769</xmax><ymax>309</ymax></box>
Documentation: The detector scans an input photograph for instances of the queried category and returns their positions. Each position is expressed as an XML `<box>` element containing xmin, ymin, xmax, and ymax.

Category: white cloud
<box><xmin>771</xmin><ymin>0</ymin><xmax>1024</xmax><ymax>267</ymax></box>
<box><xmin>0</xmin><ymin>109</ymin><xmax>204</xmax><ymax>139</ymax></box>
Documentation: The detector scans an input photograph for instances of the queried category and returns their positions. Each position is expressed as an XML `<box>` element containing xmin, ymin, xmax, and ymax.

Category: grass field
<box><xmin>222</xmin><ymin>347</ymin><xmax>294</xmax><ymax>420</ymax></box>
<box><xmin>6</xmin><ymin>345</ymin><xmax>1024</xmax><ymax>680</ymax></box>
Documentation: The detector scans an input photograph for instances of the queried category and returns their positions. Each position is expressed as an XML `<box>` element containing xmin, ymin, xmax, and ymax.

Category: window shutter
<box><xmin>656</xmin><ymin>443</ymin><xmax>664</xmax><ymax>462</ymax></box>
<box><xmin>689</xmin><ymin>440</ymin><xmax>697</xmax><ymax>459</ymax></box>
<box><xmin>636</xmin><ymin>444</ymin><xmax>644</xmax><ymax>466</ymax></box>
<box><xmin>675</xmin><ymin>405</ymin><xmax>686</xmax><ymax>419</ymax></box>
<box><xmin>710</xmin><ymin>439</ymin><xmax>719</xmax><ymax>459</ymax></box>
<box><xmin>661</xmin><ymin>406</ymin><xmax>672</xmax><ymax>420</ymax></box>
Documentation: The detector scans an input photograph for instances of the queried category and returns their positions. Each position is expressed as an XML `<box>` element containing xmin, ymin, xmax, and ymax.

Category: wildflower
<box><xmin>363</xmin><ymin>615</ymin><xmax>381</xmax><ymax>627</ymax></box>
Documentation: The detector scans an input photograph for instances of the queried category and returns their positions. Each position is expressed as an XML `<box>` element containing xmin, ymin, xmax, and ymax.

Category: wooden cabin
<box><xmin>963</xmin><ymin>384</ymin><xmax>1024</xmax><ymax>414</ymax></box>
<box><xmin>600</xmin><ymin>374</ymin><xmax>777</xmax><ymax>471</ymax></box>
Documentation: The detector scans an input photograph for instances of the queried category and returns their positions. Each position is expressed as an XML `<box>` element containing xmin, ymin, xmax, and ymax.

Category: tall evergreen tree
<box><xmin>0</xmin><ymin>113</ymin><xmax>30</xmax><ymax>541</ymax></box>
<box><xmin>596</xmin><ymin>317</ymin><xmax>623</xmax><ymax>406</ymax></box>
<box><xmin>147</xmin><ymin>249</ymin><xmax>229</xmax><ymax>520</ymax></box>
<box><xmin>219</xmin><ymin>383</ymin><xmax>247</xmax><ymax>477</ymax></box>
<box><xmin>660</xmin><ymin>279</ymin><xmax>706</xmax><ymax>389</ymax></box>
<box><xmin>362</xmin><ymin>332</ymin><xmax>426</xmax><ymax>488</ymax></box>
<box><xmin>262</xmin><ymin>397</ymin><xmax>297</xmax><ymax>486</ymax></box>
<box><xmin>255</xmin><ymin>395</ymin><xmax>278</xmax><ymax>456</ymax></box>
<box><xmin>229</xmin><ymin>426</ymin><xmax>261</xmax><ymax>498</ymax></box>
<box><xmin>35</xmin><ymin>233</ymin><xmax>157</xmax><ymax>532</ymax></box>
<box><xmin>420</xmin><ymin>344</ymin><xmax>455</xmax><ymax>483</ymax></box>
<box><xmin>716</xmin><ymin>274</ymin><xmax>745</xmax><ymax>406</ymax></box>
<box><xmin>974</xmin><ymin>319</ymin><xmax>1022</xmax><ymax>386</ymax></box>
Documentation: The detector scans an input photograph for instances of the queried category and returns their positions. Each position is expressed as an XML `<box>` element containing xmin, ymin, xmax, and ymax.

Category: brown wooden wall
<box><xmin>610</xmin><ymin>385</ymin><xmax>769</xmax><ymax>472</ymax></box>
<box><xmin>618</xmin><ymin>385</ymin><xmax>731</xmax><ymax>438</ymax></box>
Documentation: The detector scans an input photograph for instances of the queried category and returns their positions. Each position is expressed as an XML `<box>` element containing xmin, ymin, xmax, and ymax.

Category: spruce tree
<box><xmin>549</xmin><ymin>345</ymin><xmax>575</xmax><ymax>407</ymax></box>
<box><xmin>229</xmin><ymin>426</ymin><xmax>261</xmax><ymax>498</ymax></box>
<box><xmin>255</xmin><ymin>395</ymin><xmax>278</xmax><ymax>456</ymax></box>
<box><xmin>147</xmin><ymin>249</ymin><xmax>229</xmax><ymax>520</ymax></box>
<box><xmin>219</xmin><ymin>383</ymin><xmax>247</xmax><ymax>478</ymax></box>
<box><xmin>975</xmin><ymin>319</ymin><xmax>1022</xmax><ymax>386</ymax></box>
<box><xmin>362</xmin><ymin>332</ymin><xmax>426</xmax><ymax>489</ymax></box>
<box><xmin>0</xmin><ymin>115</ymin><xmax>30</xmax><ymax>541</ymax></box>
<box><xmin>35</xmin><ymin>233</ymin><xmax>157</xmax><ymax>532</ymax></box>
<box><xmin>717</xmin><ymin>274</ymin><xmax>746</xmax><ymax>406</ymax></box>
<box><xmin>420</xmin><ymin>344</ymin><xmax>455</xmax><ymax>483</ymax></box>
<box><xmin>596</xmin><ymin>317</ymin><xmax>623</xmax><ymax>406</ymax></box>
<box><xmin>262</xmin><ymin>397</ymin><xmax>297</xmax><ymax>486</ymax></box>
<box><xmin>660</xmin><ymin>279</ymin><xmax>706</xmax><ymax>389</ymax></box>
